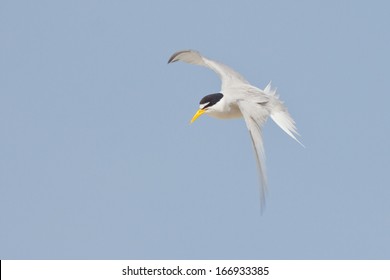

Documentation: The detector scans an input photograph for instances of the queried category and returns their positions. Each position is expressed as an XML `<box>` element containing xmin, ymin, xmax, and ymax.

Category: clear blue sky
<box><xmin>1</xmin><ymin>0</ymin><xmax>389</xmax><ymax>259</ymax></box>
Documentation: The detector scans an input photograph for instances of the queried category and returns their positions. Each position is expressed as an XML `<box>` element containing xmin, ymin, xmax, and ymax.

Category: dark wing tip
<box><xmin>167</xmin><ymin>50</ymin><xmax>194</xmax><ymax>64</ymax></box>
<box><xmin>167</xmin><ymin>53</ymin><xmax>177</xmax><ymax>64</ymax></box>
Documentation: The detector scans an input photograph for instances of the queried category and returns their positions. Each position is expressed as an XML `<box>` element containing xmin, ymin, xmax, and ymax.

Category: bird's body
<box><xmin>168</xmin><ymin>50</ymin><xmax>302</xmax><ymax>209</ymax></box>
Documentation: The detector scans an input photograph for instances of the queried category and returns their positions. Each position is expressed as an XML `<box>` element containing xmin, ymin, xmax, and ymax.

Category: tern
<box><xmin>168</xmin><ymin>50</ymin><xmax>303</xmax><ymax>209</ymax></box>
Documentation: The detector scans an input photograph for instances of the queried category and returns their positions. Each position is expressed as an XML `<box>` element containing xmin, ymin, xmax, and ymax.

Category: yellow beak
<box><xmin>190</xmin><ymin>109</ymin><xmax>206</xmax><ymax>124</ymax></box>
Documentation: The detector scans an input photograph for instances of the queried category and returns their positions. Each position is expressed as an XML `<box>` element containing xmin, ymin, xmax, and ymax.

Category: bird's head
<box><xmin>190</xmin><ymin>93</ymin><xmax>224</xmax><ymax>123</ymax></box>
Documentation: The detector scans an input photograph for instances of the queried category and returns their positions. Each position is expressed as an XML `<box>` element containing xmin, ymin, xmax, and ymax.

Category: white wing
<box><xmin>237</xmin><ymin>99</ymin><xmax>270</xmax><ymax>211</ymax></box>
<box><xmin>168</xmin><ymin>50</ymin><xmax>249</xmax><ymax>91</ymax></box>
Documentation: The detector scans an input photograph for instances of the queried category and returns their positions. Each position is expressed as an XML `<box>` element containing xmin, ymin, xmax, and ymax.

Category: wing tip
<box><xmin>167</xmin><ymin>49</ymin><xmax>195</xmax><ymax>64</ymax></box>
<box><xmin>259</xmin><ymin>182</ymin><xmax>268</xmax><ymax>215</ymax></box>
<box><xmin>167</xmin><ymin>53</ymin><xmax>178</xmax><ymax>64</ymax></box>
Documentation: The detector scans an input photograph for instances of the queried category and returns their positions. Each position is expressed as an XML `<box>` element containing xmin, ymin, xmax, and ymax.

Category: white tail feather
<box><xmin>264</xmin><ymin>81</ymin><xmax>277</xmax><ymax>96</ymax></box>
<box><xmin>271</xmin><ymin>110</ymin><xmax>304</xmax><ymax>147</ymax></box>
<box><xmin>265</xmin><ymin>82</ymin><xmax>305</xmax><ymax>147</ymax></box>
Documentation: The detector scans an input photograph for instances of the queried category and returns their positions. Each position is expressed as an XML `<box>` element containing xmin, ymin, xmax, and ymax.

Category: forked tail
<box><xmin>264</xmin><ymin>82</ymin><xmax>305</xmax><ymax>147</ymax></box>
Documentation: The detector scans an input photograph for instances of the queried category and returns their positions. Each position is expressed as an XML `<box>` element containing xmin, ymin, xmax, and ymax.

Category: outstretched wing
<box><xmin>237</xmin><ymin>99</ymin><xmax>270</xmax><ymax>211</ymax></box>
<box><xmin>168</xmin><ymin>50</ymin><xmax>249</xmax><ymax>91</ymax></box>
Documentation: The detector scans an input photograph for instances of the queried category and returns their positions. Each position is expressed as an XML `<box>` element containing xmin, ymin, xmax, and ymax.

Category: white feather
<box><xmin>265</xmin><ymin>83</ymin><xmax>305</xmax><ymax>147</ymax></box>
<box><xmin>168</xmin><ymin>50</ymin><xmax>248</xmax><ymax>91</ymax></box>
<box><xmin>168</xmin><ymin>50</ymin><xmax>303</xmax><ymax>210</ymax></box>
<box><xmin>237</xmin><ymin>100</ymin><xmax>269</xmax><ymax>210</ymax></box>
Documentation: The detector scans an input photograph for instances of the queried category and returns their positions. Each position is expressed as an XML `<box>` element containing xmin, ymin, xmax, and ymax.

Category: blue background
<box><xmin>1</xmin><ymin>0</ymin><xmax>389</xmax><ymax>259</ymax></box>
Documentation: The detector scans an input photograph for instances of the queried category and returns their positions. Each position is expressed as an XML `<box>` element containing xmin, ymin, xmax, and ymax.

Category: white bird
<box><xmin>168</xmin><ymin>50</ymin><xmax>303</xmax><ymax>209</ymax></box>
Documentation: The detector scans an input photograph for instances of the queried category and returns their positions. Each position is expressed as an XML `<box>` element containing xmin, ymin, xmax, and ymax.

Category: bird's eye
<box><xmin>200</xmin><ymin>102</ymin><xmax>210</xmax><ymax>109</ymax></box>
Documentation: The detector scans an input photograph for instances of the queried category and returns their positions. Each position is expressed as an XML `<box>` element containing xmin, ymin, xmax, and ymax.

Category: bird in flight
<box><xmin>168</xmin><ymin>50</ymin><xmax>303</xmax><ymax>209</ymax></box>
